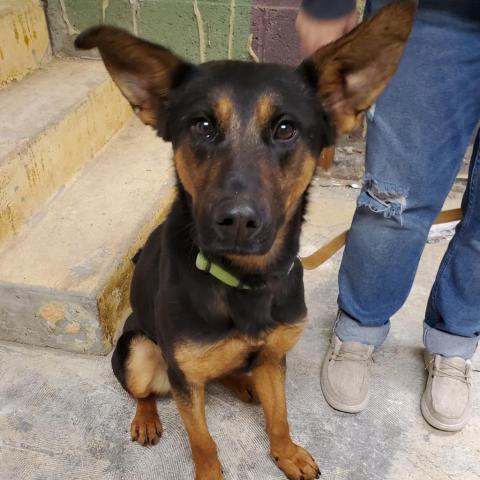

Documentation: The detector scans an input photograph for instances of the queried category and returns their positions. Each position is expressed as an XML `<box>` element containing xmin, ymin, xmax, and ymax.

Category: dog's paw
<box><xmin>130</xmin><ymin>412</ymin><xmax>163</xmax><ymax>446</ymax></box>
<box><xmin>273</xmin><ymin>443</ymin><xmax>320</xmax><ymax>480</ymax></box>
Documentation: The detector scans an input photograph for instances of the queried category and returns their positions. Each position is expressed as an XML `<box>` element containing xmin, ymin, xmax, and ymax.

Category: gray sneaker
<box><xmin>421</xmin><ymin>350</ymin><xmax>473</xmax><ymax>432</ymax></box>
<box><xmin>320</xmin><ymin>335</ymin><xmax>374</xmax><ymax>413</ymax></box>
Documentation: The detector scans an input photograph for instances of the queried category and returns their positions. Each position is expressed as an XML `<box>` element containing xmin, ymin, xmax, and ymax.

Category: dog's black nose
<box><xmin>213</xmin><ymin>201</ymin><xmax>263</xmax><ymax>245</ymax></box>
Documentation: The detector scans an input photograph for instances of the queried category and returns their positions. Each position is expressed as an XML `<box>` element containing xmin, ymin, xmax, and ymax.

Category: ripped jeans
<box><xmin>336</xmin><ymin>4</ymin><xmax>480</xmax><ymax>360</ymax></box>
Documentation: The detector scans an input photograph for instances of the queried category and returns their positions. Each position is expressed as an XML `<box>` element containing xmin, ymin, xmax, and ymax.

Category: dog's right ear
<box><xmin>75</xmin><ymin>26</ymin><xmax>196</xmax><ymax>139</ymax></box>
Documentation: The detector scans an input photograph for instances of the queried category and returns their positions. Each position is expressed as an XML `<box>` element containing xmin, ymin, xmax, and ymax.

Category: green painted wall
<box><xmin>47</xmin><ymin>0</ymin><xmax>253</xmax><ymax>62</ymax></box>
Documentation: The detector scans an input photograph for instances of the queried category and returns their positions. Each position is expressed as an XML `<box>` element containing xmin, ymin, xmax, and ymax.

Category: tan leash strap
<box><xmin>433</xmin><ymin>207</ymin><xmax>463</xmax><ymax>224</ymax></box>
<box><xmin>300</xmin><ymin>207</ymin><xmax>463</xmax><ymax>270</ymax></box>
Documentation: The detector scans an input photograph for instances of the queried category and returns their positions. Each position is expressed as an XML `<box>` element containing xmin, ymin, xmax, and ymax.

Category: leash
<box><xmin>300</xmin><ymin>208</ymin><xmax>463</xmax><ymax>270</ymax></box>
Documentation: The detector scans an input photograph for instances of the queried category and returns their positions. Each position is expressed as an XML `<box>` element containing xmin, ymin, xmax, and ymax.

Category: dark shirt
<box><xmin>301</xmin><ymin>0</ymin><xmax>356</xmax><ymax>19</ymax></box>
<box><xmin>301</xmin><ymin>0</ymin><xmax>480</xmax><ymax>25</ymax></box>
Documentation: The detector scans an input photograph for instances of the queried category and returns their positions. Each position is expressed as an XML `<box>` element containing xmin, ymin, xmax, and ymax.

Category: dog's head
<box><xmin>75</xmin><ymin>1</ymin><xmax>415</xmax><ymax>268</ymax></box>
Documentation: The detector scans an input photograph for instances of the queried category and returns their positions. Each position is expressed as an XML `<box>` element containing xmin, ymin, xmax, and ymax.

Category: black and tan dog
<box><xmin>75</xmin><ymin>2</ymin><xmax>414</xmax><ymax>479</ymax></box>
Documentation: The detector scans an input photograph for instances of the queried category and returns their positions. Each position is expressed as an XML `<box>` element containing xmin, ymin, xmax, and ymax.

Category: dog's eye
<box><xmin>273</xmin><ymin>120</ymin><xmax>297</xmax><ymax>142</ymax></box>
<box><xmin>192</xmin><ymin>118</ymin><xmax>217</xmax><ymax>140</ymax></box>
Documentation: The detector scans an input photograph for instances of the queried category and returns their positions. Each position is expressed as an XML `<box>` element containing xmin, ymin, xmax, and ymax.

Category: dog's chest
<box><xmin>174</xmin><ymin>321</ymin><xmax>305</xmax><ymax>384</ymax></box>
<box><xmin>192</xmin><ymin>283</ymin><xmax>278</xmax><ymax>336</ymax></box>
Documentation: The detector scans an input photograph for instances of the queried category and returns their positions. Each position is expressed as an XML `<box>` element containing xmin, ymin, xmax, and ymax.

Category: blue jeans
<box><xmin>336</xmin><ymin>2</ymin><xmax>480</xmax><ymax>359</ymax></box>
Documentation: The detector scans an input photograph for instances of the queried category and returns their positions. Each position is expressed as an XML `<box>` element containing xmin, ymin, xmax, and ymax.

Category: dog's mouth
<box><xmin>198</xmin><ymin>233</ymin><xmax>275</xmax><ymax>258</ymax></box>
<box><xmin>202</xmin><ymin>246</ymin><xmax>269</xmax><ymax>257</ymax></box>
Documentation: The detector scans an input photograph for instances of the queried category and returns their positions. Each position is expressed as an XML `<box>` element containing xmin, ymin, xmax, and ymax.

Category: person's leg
<box><xmin>420</xmin><ymin>131</ymin><xmax>480</xmax><ymax>431</ymax></box>
<box><xmin>424</xmin><ymin>132</ymin><xmax>480</xmax><ymax>358</ymax></box>
<box><xmin>322</xmin><ymin>6</ymin><xmax>480</xmax><ymax>413</ymax></box>
<box><xmin>336</xmin><ymin>16</ymin><xmax>480</xmax><ymax>345</ymax></box>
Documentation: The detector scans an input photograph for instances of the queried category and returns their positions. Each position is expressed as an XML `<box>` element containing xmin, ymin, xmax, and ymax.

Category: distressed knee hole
<box><xmin>367</xmin><ymin>103</ymin><xmax>376</xmax><ymax>122</ymax></box>
<box><xmin>357</xmin><ymin>173</ymin><xmax>408</xmax><ymax>221</ymax></box>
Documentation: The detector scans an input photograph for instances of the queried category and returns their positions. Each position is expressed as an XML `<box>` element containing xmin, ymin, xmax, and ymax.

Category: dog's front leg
<box><xmin>252</xmin><ymin>357</ymin><xmax>320</xmax><ymax>480</ymax></box>
<box><xmin>172</xmin><ymin>384</ymin><xmax>223</xmax><ymax>480</ymax></box>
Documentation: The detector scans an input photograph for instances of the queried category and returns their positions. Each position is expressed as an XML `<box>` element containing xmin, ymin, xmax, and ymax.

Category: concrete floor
<box><xmin>1</xmin><ymin>184</ymin><xmax>479</xmax><ymax>480</ymax></box>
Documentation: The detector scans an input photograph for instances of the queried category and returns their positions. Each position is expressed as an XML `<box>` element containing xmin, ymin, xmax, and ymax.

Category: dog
<box><xmin>75</xmin><ymin>2</ymin><xmax>414</xmax><ymax>478</ymax></box>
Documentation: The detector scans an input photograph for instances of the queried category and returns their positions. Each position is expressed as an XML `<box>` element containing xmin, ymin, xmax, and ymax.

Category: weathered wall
<box><xmin>46</xmin><ymin>0</ymin><xmax>305</xmax><ymax>64</ymax></box>
<box><xmin>251</xmin><ymin>0</ymin><xmax>302</xmax><ymax>65</ymax></box>
<box><xmin>47</xmin><ymin>0</ymin><xmax>257</xmax><ymax>62</ymax></box>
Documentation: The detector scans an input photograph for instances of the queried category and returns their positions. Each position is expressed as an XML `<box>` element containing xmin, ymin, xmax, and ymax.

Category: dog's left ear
<box><xmin>75</xmin><ymin>26</ymin><xmax>196</xmax><ymax>138</ymax></box>
<box><xmin>298</xmin><ymin>0</ymin><xmax>416</xmax><ymax>135</ymax></box>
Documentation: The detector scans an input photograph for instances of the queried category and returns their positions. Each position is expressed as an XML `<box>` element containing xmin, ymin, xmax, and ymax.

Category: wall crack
<box><xmin>129</xmin><ymin>0</ymin><xmax>139</xmax><ymax>35</ymax></box>
<box><xmin>102</xmin><ymin>0</ymin><xmax>110</xmax><ymax>23</ymax></box>
<box><xmin>193</xmin><ymin>0</ymin><xmax>207</xmax><ymax>62</ymax></box>
<box><xmin>227</xmin><ymin>0</ymin><xmax>236</xmax><ymax>59</ymax></box>
<box><xmin>247</xmin><ymin>33</ymin><xmax>259</xmax><ymax>62</ymax></box>
<box><xmin>59</xmin><ymin>0</ymin><xmax>79</xmax><ymax>35</ymax></box>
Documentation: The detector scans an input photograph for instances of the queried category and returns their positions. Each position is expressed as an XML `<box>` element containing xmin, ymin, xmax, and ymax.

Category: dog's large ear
<box><xmin>75</xmin><ymin>26</ymin><xmax>196</xmax><ymax>138</ymax></box>
<box><xmin>298</xmin><ymin>0</ymin><xmax>416</xmax><ymax>135</ymax></box>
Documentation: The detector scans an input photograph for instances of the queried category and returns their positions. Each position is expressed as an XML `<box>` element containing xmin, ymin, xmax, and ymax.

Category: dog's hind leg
<box><xmin>219</xmin><ymin>373</ymin><xmax>259</xmax><ymax>403</ymax></box>
<box><xmin>112</xmin><ymin>331</ymin><xmax>170</xmax><ymax>446</ymax></box>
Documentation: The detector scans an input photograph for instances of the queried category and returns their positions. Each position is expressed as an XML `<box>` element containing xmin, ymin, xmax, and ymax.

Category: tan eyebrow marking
<box><xmin>214</xmin><ymin>95</ymin><xmax>234</xmax><ymax>129</ymax></box>
<box><xmin>254</xmin><ymin>94</ymin><xmax>276</xmax><ymax>129</ymax></box>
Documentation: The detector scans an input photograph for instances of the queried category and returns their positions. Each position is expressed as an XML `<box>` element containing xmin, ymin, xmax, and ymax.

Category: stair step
<box><xmin>0</xmin><ymin>0</ymin><xmax>51</xmax><ymax>87</ymax></box>
<box><xmin>0</xmin><ymin>118</ymin><xmax>175</xmax><ymax>354</ymax></box>
<box><xmin>0</xmin><ymin>58</ymin><xmax>132</xmax><ymax>244</ymax></box>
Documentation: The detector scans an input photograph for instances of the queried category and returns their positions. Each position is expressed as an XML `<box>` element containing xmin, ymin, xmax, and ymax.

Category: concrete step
<box><xmin>0</xmin><ymin>0</ymin><xmax>51</xmax><ymax>87</ymax></box>
<box><xmin>0</xmin><ymin>118</ymin><xmax>175</xmax><ymax>354</ymax></box>
<box><xmin>0</xmin><ymin>57</ymin><xmax>132</xmax><ymax>245</ymax></box>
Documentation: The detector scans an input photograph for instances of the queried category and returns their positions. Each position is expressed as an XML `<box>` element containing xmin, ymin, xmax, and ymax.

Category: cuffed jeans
<box><xmin>336</xmin><ymin>1</ymin><xmax>480</xmax><ymax>360</ymax></box>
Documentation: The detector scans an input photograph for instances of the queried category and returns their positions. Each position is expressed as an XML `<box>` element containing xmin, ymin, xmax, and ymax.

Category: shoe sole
<box><xmin>320</xmin><ymin>359</ymin><xmax>369</xmax><ymax>414</ymax></box>
<box><xmin>420</xmin><ymin>392</ymin><xmax>467</xmax><ymax>432</ymax></box>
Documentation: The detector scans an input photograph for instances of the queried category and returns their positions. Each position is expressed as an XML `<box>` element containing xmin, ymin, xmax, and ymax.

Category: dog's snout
<box><xmin>213</xmin><ymin>202</ymin><xmax>263</xmax><ymax>243</ymax></box>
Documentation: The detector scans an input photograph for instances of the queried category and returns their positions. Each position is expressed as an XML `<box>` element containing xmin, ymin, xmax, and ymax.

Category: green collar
<box><xmin>195</xmin><ymin>251</ymin><xmax>296</xmax><ymax>290</ymax></box>
<box><xmin>196</xmin><ymin>251</ymin><xmax>251</xmax><ymax>289</ymax></box>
